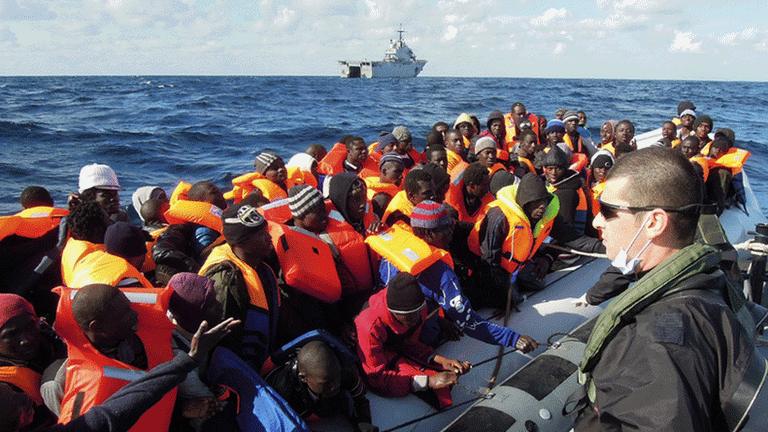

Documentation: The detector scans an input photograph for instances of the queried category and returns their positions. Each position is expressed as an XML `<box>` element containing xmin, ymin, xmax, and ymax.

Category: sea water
<box><xmin>1</xmin><ymin>76</ymin><xmax>766</xmax><ymax>215</ymax></box>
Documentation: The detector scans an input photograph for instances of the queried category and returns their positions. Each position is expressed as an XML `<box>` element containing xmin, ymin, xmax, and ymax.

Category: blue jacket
<box><xmin>380</xmin><ymin>259</ymin><xmax>520</xmax><ymax>348</ymax></box>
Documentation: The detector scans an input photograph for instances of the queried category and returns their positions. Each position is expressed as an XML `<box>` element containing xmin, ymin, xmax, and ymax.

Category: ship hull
<box><xmin>339</xmin><ymin>60</ymin><xmax>427</xmax><ymax>78</ymax></box>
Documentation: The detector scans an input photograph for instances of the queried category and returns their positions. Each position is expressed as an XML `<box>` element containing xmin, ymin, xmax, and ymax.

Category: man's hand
<box><xmin>428</xmin><ymin>371</ymin><xmax>458</xmax><ymax>390</ymax></box>
<box><xmin>366</xmin><ymin>215</ymin><xmax>385</xmax><ymax>234</ymax></box>
<box><xmin>433</xmin><ymin>355</ymin><xmax>471</xmax><ymax>374</ymax></box>
<box><xmin>514</xmin><ymin>335</ymin><xmax>539</xmax><ymax>353</ymax></box>
<box><xmin>188</xmin><ymin>318</ymin><xmax>241</xmax><ymax>364</ymax></box>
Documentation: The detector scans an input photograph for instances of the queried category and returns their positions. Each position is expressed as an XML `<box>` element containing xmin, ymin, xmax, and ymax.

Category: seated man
<box><xmin>0</xmin><ymin>294</ymin><xmax>65</xmax><ymax>430</ymax></box>
<box><xmin>355</xmin><ymin>272</ymin><xmax>470</xmax><ymax>408</ymax></box>
<box><xmin>426</xmin><ymin>145</ymin><xmax>448</xmax><ymax>172</ymax></box>
<box><xmin>140</xmin><ymin>198</ymin><xmax>169</xmax><ymax>233</ymax></box>
<box><xmin>540</xmin><ymin>147</ymin><xmax>593</xmax><ymax>236</ymax></box>
<box><xmin>198</xmin><ymin>203</ymin><xmax>279</xmax><ymax>371</ymax></box>
<box><xmin>375</xmin><ymin>201</ymin><xmax>539</xmax><ymax>352</ymax></box>
<box><xmin>445</xmin><ymin>162</ymin><xmax>493</xmax><ymax>224</ymax></box>
<box><xmin>444</xmin><ymin>129</ymin><xmax>468</xmax><ymax>173</ymax></box>
<box><xmin>705</xmin><ymin>131</ymin><xmax>751</xmax><ymax>214</ymax></box>
<box><xmin>318</xmin><ymin>136</ymin><xmax>374</xmax><ymax>177</ymax></box>
<box><xmin>60</xmin><ymin>201</ymin><xmax>111</xmax><ymax>287</ymax></box>
<box><xmin>679</xmin><ymin>135</ymin><xmax>709</xmax><ymax>182</ymax></box>
<box><xmin>473</xmin><ymin>137</ymin><xmax>506</xmax><ymax>181</ymax></box>
<box><xmin>229</xmin><ymin>152</ymin><xmax>289</xmax><ymax>203</ymax></box>
<box><xmin>510</xmin><ymin>130</ymin><xmax>538</xmax><ymax>178</ymax></box>
<box><xmin>382</xmin><ymin>169</ymin><xmax>435</xmax><ymax>227</ymax></box>
<box><xmin>20</xmin><ymin>186</ymin><xmax>54</xmax><ymax>209</ymax></box>
<box><xmin>44</xmin><ymin>284</ymin><xmax>176</xmax><ymax>432</ymax></box>
<box><xmin>392</xmin><ymin>126</ymin><xmax>420</xmax><ymax>168</ymax></box>
<box><xmin>152</xmin><ymin>180</ymin><xmax>226</xmax><ymax>284</ymax></box>
<box><xmin>266</xmin><ymin>339</ymin><xmax>376</xmax><ymax>432</ymax></box>
<box><xmin>71</xmin><ymin>163</ymin><xmax>124</xmax><ymax>222</ymax></box>
<box><xmin>364</xmin><ymin>153</ymin><xmax>404</xmax><ymax>219</ymax></box>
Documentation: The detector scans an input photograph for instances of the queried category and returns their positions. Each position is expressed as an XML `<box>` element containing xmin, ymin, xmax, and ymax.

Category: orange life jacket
<box><xmin>708</xmin><ymin>147</ymin><xmax>750</xmax><ymax>176</ymax></box>
<box><xmin>503</xmin><ymin>112</ymin><xmax>540</xmax><ymax>149</ymax></box>
<box><xmin>488</xmin><ymin>163</ymin><xmax>506</xmax><ymax>177</ymax></box>
<box><xmin>268</xmin><ymin>222</ymin><xmax>341</xmax><ymax>303</ymax></box>
<box><xmin>690</xmin><ymin>156</ymin><xmax>711</xmax><ymax>182</ymax></box>
<box><xmin>517</xmin><ymin>156</ymin><xmax>536</xmax><ymax>174</ymax></box>
<box><xmin>0</xmin><ymin>365</ymin><xmax>43</xmax><ymax>405</ymax></box>
<box><xmin>365</xmin><ymin>223</ymin><xmax>453</xmax><ymax>276</ymax></box>
<box><xmin>547</xmin><ymin>182</ymin><xmax>590</xmax><ymax>235</ymax></box>
<box><xmin>61</xmin><ymin>239</ymin><xmax>105</xmax><ymax>287</ymax></box>
<box><xmin>382</xmin><ymin>190</ymin><xmax>414</xmax><ymax>227</ymax></box>
<box><xmin>226</xmin><ymin>173</ymin><xmax>288</xmax><ymax>204</ymax></box>
<box><xmin>164</xmin><ymin>181</ymin><xmax>224</xmax><ymax>233</ymax></box>
<box><xmin>468</xmin><ymin>184</ymin><xmax>559</xmax><ymax>274</ymax></box>
<box><xmin>318</xmin><ymin>142</ymin><xmax>348</xmax><ymax>175</ymax></box>
<box><xmin>448</xmin><ymin>160</ymin><xmax>469</xmax><ymax>183</ymax></box>
<box><xmin>563</xmin><ymin>134</ymin><xmax>584</xmax><ymax>154</ymax></box>
<box><xmin>570</xmin><ymin>153</ymin><xmax>589</xmax><ymax>173</ymax></box>
<box><xmin>363</xmin><ymin>177</ymin><xmax>401</xmax><ymax>202</ymax></box>
<box><xmin>590</xmin><ymin>181</ymin><xmax>607</xmax><ymax>218</ymax></box>
<box><xmin>445</xmin><ymin>171</ymin><xmax>494</xmax><ymax>224</ymax></box>
<box><xmin>446</xmin><ymin>149</ymin><xmax>464</xmax><ymax>173</ymax></box>
<box><xmin>69</xmin><ymin>250</ymin><xmax>153</xmax><ymax>289</ymax></box>
<box><xmin>322</xmin><ymin>210</ymin><xmax>374</xmax><ymax>294</ymax></box>
<box><xmin>54</xmin><ymin>285</ymin><xmax>175</xmax><ymax>431</ymax></box>
<box><xmin>286</xmin><ymin>166</ymin><xmax>317</xmax><ymax>188</ymax></box>
<box><xmin>699</xmin><ymin>140</ymin><xmax>714</xmax><ymax>157</ymax></box>
<box><xmin>140</xmin><ymin>226</ymin><xmax>168</xmax><ymax>273</ymax></box>
<box><xmin>0</xmin><ymin>206</ymin><xmax>68</xmax><ymax>241</ymax></box>
<box><xmin>461</xmin><ymin>135</ymin><xmax>472</xmax><ymax>149</ymax></box>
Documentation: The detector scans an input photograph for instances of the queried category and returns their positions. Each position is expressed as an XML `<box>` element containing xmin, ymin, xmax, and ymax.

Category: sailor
<box><xmin>444</xmin><ymin>129</ymin><xmax>468</xmax><ymax>172</ymax></box>
<box><xmin>540</xmin><ymin>147</ymin><xmax>593</xmax><ymax>236</ymax></box>
<box><xmin>445</xmin><ymin>162</ymin><xmax>493</xmax><ymax>224</ymax></box>
<box><xmin>354</xmin><ymin>271</ymin><xmax>470</xmax><ymax>408</ymax></box>
<box><xmin>0</xmin><ymin>293</ymin><xmax>65</xmax><ymax>430</ymax></box>
<box><xmin>365</xmin><ymin>153</ymin><xmax>404</xmax><ymax>218</ymax></box>
<box><xmin>382</xmin><ymin>169</ymin><xmax>435</xmax><ymax>227</ymax></box>
<box><xmin>377</xmin><ymin>201</ymin><xmax>539</xmax><ymax>352</ymax></box>
<box><xmin>266</xmin><ymin>339</ymin><xmax>376</xmax><ymax>432</ymax></box>
<box><xmin>198</xmin><ymin>203</ymin><xmax>279</xmax><ymax>371</ymax></box>
<box><xmin>573</xmin><ymin>147</ymin><xmax>766</xmax><ymax>431</ymax></box>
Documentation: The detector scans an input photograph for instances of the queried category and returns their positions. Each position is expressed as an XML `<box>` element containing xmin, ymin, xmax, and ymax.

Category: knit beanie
<box><xmin>474</xmin><ymin>137</ymin><xmax>497</xmax><ymax>155</ymax></box>
<box><xmin>0</xmin><ymin>294</ymin><xmax>36</xmax><ymax>329</ymax></box>
<box><xmin>410</xmin><ymin>200</ymin><xmax>452</xmax><ymax>229</ymax></box>
<box><xmin>386</xmin><ymin>272</ymin><xmax>425</xmax><ymax>314</ymax></box>
<box><xmin>490</xmin><ymin>170</ymin><xmax>517</xmax><ymax>196</ymax></box>
<box><xmin>376</xmin><ymin>133</ymin><xmax>398</xmax><ymax>152</ymax></box>
<box><xmin>104</xmin><ymin>221</ymin><xmax>149</xmax><ymax>259</ymax></box>
<box><xmin>379</xmin><ymin>152</ymin><xmax>404</xmax><ymax>170</ymax></box>
<box><xmin>562</xmin><ymin>111</ymin><xmax>579</xmax><ymax>122</ymax></box>
<box><xmin>222</xmin><ymin>203</ymin><xmax>266</xmax><ymax>245</ymax></box>
<box><xmin>328</xmin><ymin>172</ymin><xmax>360</xmax><ymax>223</ymax></box>
<box><xmin>694</xmin><ymin>114</ymin><xmax>713</xmax><ymax>129</ymax></box>
<box><xmin>453</xmin><ymin>113</ymin><xmax>476</xmax><ymax>132</ymax></box>
<box><xmin>78</xmin><ymin>163</ymin><xmax>120</xmax><ymax>193</ymax></box>
<box><xmin>540</xmin><ymin>146</ymin><xmax>570</xmax><ymax>168</ymax></box>
<box><xmin>515</xmin><ymin>173</ymin><xmax>551</xmax><ymax>208</ymax></box>
<box><xmin>554</xmin><ymin>108</ymin><xmax>567</xmax><ymax>119</ymax></box>
<box><xmin>168</xmin><ymin>273</ymin><xmax>219</xmax><ymax>333</ymax></box>
<box><xmin>392</xmin><ymin>126</ymin><xmax>412</xmax><ymax>142</ymax></box>
<box><xmin>590</xmin><ymin>150</ymin><xmax>615</xmax><ymax>169</ymax></box>
<box><xmin>254</xmin><ymin>152</ymin><xmax>279</xmax><ymax>174</ymax></box>
<box><xmin>544</xmin><ymin>120</ymin><xmax>565</xmax><ymax>134</ymax></box>
<box><xmin>677</xmin><ymin>100</ymin><xmax>696</xmax><ymax>116</ymax></box>
<box><xmin>288</xmin><ymin>185</ymin><xmax>324</xmax><ymax>219</ymax></box>
<box><xmin>486</xmin><ymin>110</ymin><xmax>505</xmax><ymax>129</ymax></box>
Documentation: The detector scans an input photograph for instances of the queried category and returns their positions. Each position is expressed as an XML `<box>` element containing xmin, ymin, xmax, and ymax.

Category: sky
<box><xmin>1</xmin><ymin>0</ymin><xmax>767</xmax><ymax>81</ymax></box>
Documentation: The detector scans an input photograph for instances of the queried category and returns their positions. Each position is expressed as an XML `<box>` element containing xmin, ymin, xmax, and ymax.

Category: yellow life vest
<box><xmin>365</xmin><ymin>223</ymin><xmax>453</xmax><ymax>276</ymax></box>
<box><xmin>708</xmin><ymin>147</ymin><xmax>751</xmax><ymax>175</ymax></box>
<box><xmin>467</xmin><ymin>184</ymin><xmax>559</xmax><ymax>274</ymax></box>
<box><xmin>61</xmin><ymin>239</ymin><xmax>105</xmax><ymax>287</ymax></box>
<box><xmin>69</xmin><ymin>250</ymin><xmax>153</xmax><ymax>289</ymax></box>
<box><xmin>199</xmin><ymin>243</ymin><xmax>270</xmax><ymax>310</ymax></box>
<box><xmin>446</xmin><ymin>149</ymin><xmax>464</xmax><ymax>172</ymax></box>
<box><xmin>363</xmin><ymin>177</ymin><xmax>401</xmax><ymax>202</ymax></box>
<box><xmin>382</xmin><ymin>190</ymin><xmax>415</xmax><ymax>226</ymax></box>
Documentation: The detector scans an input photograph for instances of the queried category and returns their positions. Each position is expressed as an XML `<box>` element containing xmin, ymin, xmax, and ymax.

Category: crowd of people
<box><xmin>0</xmin><ymin>99</ymin><xmax>755</xmax><ymax>432</ymax></box>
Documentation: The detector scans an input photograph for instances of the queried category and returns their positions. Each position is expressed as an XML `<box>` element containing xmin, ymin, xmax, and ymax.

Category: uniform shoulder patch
<box><xmin>653</xmin><ymin>311</ymin><xmax>684</xmax><ymax>345</ymax></box>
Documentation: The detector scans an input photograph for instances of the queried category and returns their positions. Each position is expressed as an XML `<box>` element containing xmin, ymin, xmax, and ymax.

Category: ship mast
<box><xmin>397</xmin><ymin>24</ymin><xmax>405</xmax><ymax>44</ymax></box>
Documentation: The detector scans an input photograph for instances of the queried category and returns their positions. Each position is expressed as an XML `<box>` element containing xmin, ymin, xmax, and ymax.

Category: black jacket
<box><xmin>548</xmin><ymin>170</ymin><xmax>584</xmax><ymax>230</ymax></box>
<box><xmin>575</xmin><ymin>269</ymin><xmax>755</xmax><ymax>432</ymax></box>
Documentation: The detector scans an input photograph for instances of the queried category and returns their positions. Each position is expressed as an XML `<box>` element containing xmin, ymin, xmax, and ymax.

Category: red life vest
<box><xmin>445</xmin><ymin>171</ymin><xmax>494</xmax><ymax>224</ymax></box>
<box><xmin>323</xmin><ymin>210</ymin><xmax>374</xmax><ymax>294</ymax></box>
<box><xmin>517</xmin><ymin>156</ymin><xmax>536</xmax><ymax>174</ymax></box>
<box><xmin>54</xmin><ymin>285</ymin><xmax>175</xmax><ymax>431</ymax></box>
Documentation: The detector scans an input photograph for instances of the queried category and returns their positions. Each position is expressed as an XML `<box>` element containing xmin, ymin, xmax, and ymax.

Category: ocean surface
<box><xmin>1</xmin><ymin>76</ymin><xmax>767</xmax><ymax>216</ymax></box>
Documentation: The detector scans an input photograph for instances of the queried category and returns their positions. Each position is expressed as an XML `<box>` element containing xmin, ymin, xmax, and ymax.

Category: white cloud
<box><xmin>669</xmin><ymin>31</ymin><xmax>702</xmax><ymax>53</ymax></box>
<box><xmin>719</xmin><ymin>27</ymin><xmax>756</xmax><ymax>46</ymax></box>
<box><xmin>273</xmin><ymin>8</ymin><xmax>297</xmax><ymax>27</ymax></box>
<box><xmin>443</xmin><ymin>24</ymin><xmax>458</xmax><ymax>41</ymax></box>
<box><xmin>0</xmin><ymin>25</ymin><xmax>16</xmax><ymax>43</ymax></box>
<box><xmin>553</xmin><ymin>42</ymin><xmax>565</xmax><ymax>55</ymax></box>
<box><xmin>0</xmin><ymin>0</ymin><xmax>56</xmax><ymax>20</ymax></box>
<box><xmin>530</xmin><ymin>8</ymin><xmax>567</xmax><ymax>27</ymax></box>
<box><xmin>364</xmin><ymin>0</ymin><xmax>381</xmax><ymax>19</ymax></box>
<box><xmin>756</xmin><ymin>40</ymin><xmax>768</xmax><ymax>52</ymax></box>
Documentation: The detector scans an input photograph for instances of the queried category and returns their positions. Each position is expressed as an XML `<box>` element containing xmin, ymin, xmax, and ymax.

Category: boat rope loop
<box><xmin>542</xmin><ymin>243</ymin><xmax>608</xmax><ymax>259</ymax></box>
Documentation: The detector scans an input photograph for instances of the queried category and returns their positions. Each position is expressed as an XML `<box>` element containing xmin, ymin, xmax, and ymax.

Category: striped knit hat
<box><xmin>410</xmin><ymin>200</ymin><xmax>452</xmax><ymax>229</ymax></box>
<box><xmin>288</xmin><ymin>184</ymin><xmax>324</xmax><ymax>218</ymax></box>
<box><xmin>379</xmin><ymin>152</ymin><xmax>404</xmax><ymax>169</ymax></box>
<box><xmin>254</xmin><ymin>152</ymin><xmax>280</xmax><ymax>174</ymax></box>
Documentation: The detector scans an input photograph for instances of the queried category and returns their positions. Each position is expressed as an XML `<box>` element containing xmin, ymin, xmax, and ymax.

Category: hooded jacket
<box><xmin>547</xmin><ymin>170</ymin><xmax>591</xmax><ymax>235</ymax></box>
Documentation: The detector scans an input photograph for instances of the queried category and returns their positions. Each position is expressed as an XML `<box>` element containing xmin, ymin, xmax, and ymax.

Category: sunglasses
<box><xmin>598</xmin><ymin>199</ymin><xmax>703</xmax><ymax>220</ymax></box>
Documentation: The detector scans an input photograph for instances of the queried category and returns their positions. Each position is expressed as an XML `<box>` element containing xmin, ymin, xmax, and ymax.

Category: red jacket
<box><xmin>354</xmin><ymin>289</ymin><xmax>432</xmax><ymax>397</ymax></box>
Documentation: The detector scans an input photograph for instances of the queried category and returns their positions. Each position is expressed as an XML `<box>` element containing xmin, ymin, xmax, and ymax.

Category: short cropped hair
<box><xmin>463</xmin><ymin>162</ymin><xmax>489</xmax><ymax>186</ymax></box>
<box><xmin>20</xmin><ymin>186</ymin><xmax>53</xmax><ymax>208</ymax></box>
<box><xmin>404</xmin><ymin>169</ymin><xmax>432</xmax><ymax>195</ymax></box>
<box><xmin>606</xmin><ymin>147</ymin><xmax>702</xmax><ymax>246</ymax></box>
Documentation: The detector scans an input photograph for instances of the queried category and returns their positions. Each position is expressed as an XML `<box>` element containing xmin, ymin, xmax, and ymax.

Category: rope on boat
<box><xmin>542</xmin><ymin>243</ymin><xmax>608</xmax><ymax>259</ymax></box>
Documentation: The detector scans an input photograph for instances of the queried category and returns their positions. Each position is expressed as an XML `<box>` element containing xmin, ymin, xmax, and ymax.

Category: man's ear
<box><xmin>86</xmin><ymin>319</ymin><xmax>99</xmax><ymax>334</ymax></box>
<box><xmin>645</xmin><ymin>209</ymin><xmax>669</xmax><ymax>240</ymax></box>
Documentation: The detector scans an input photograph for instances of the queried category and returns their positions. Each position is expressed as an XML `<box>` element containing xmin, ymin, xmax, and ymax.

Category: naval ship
<box><xmin>339</xmin><ymin>28</ymin><xmax>427</xmax><ymax>78</ymax></box>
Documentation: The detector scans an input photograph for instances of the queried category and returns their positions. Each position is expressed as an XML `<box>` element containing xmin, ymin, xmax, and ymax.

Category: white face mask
<box><xmin>611</xmin><ymin>214</ymin><xmax>652</xmax><ymax>275</ymax></box>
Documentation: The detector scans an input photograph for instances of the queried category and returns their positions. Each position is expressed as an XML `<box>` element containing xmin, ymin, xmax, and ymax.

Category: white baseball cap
<box><xmin>78</xmin><ymin>163</ymin><xmax>120</xmax><ymax>193</ymax></box>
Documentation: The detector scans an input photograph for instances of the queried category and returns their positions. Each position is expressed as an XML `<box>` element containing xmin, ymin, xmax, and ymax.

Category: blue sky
<box><xmin>1</xmin><ymin>0</ymin><xmax>766</xmax><ymax>80</ymax></box>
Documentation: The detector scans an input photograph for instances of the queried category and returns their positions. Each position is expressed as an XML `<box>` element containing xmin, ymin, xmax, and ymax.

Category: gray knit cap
<box><xmin>254</xmin><ymin>152</ymin><xmax>279</xmax><ymax>174</ymax></box>
<box><xmin>288</xmin><ymin>185</ymin><xmax>324</xmax><ymax>218</ymax></box>
<box><xmin>392</xmin><ymin>126</ymin><xmax>412</xmax><ymax>142</ymax></box>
